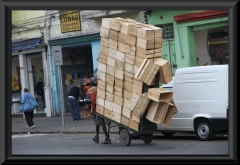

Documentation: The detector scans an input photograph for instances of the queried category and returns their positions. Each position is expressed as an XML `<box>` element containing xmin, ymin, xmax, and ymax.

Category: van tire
<box><xmin>194</xmin><ymin>119</ymin><xmax>215</xmax><ymax>141</ymax></box>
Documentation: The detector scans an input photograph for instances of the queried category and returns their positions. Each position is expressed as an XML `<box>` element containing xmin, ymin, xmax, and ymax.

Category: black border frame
<box><xmin>0</xmin><ymin>0</ymin><xmax>238</xmax><ymax>164</ymax></box>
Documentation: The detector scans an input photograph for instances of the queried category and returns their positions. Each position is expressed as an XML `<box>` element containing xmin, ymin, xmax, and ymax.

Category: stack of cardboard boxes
<box><xmin>96</xmin><ymin>17</ymin><xmax>177</xmax><ymax>131</ymax></box>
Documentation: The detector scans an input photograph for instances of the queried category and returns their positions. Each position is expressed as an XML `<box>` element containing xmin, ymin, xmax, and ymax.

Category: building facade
<box><xmin>147</xmin><ymin>10</ymin><xmax>229</xmax><ymax>75</ymax></box>
<box><xmin>12</xmin><ymin>10</ymin><xmax>52</xmax><ymax>117</ymax></box>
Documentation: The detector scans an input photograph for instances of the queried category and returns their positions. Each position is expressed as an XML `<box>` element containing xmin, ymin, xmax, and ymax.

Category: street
<box><xmin>12</xmin><ymin>133</ymin><xmax>228</xmax><ymax>155</ymax></box>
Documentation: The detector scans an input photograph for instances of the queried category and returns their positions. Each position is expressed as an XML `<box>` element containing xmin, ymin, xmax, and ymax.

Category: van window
<box><xmin>162</xmin><ymin>87</ymin><xmax>173</xmax><ymax>91</ymax></box>
<box><xmin>175</xmin><ymin>81</ymin><xmax>219</xmax><ymax>101</ymax></box>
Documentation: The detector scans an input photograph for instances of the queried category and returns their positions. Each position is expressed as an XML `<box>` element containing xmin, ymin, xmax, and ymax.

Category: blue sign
<box><xmin>12</xmin><ymin>38</ymin><xmax>41</xmax><ymax>52</ymax></box>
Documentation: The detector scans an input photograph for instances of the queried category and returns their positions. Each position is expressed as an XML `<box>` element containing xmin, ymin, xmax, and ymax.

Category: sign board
<box><xmin>53</xmin><ymin>46</ymin><xmax>63</xmax><ymax>65</ymax></box>
<box><xmin>12</xmin><ymin>76</ymin><xmax>20</xmax><ymax>91</ymax></box>
<box><xmin>59</xmin><ymin>10</ymin><xmax>81</xmax><ymax>33</ymax></box>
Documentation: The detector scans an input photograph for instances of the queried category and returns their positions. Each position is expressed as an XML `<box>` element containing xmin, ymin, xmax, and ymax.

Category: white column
<box><xmin>19</xmin><ymin>54</ymin><xmax>29</xmax><ymax>94</ymax></box>
<box><xmin>26</xmin><ymin>56</ymin><xmax>35</xmax><ymax>97</ymax></box>
<box><xmin>19</xmin><ymin>54</ymin><xmax>29</xmax><ymax>118</ymax></box>
<box><xmin>26</xmin><ymin>56</ymin><xmax>37</xmax><ymax>113</ymax></box>
<box><xmin>42</xmin><ymin>48</ymin><xmax>52</xmax><ymax>117</ymax></box>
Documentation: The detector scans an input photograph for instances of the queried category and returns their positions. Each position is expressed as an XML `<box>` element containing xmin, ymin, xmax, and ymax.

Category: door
<box><xmin>156</xmin><ymin>23</ymin><xmax>177</xmax><ymax>76</ymax></box>
<box><xmin>162</xmin><ymin>39</ymin><xmax>177</xmax><ymax>76</ymax></box>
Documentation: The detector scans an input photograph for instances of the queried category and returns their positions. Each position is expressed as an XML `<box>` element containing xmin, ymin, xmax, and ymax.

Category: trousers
<box><xmin>67</xmin><ymin>97</ymin><xmax>82</xmax><ymax>120</ymax></box>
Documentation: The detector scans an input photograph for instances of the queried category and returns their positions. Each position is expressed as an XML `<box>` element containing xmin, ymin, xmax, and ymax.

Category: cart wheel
<box><xmin>119</xmin><ymin>128</ymin><xmax>131</xmax><ymax>146</ymax></box>
<box><xmin>142</xmin><ymin>134</ymin><xmax>153</xmax><ymax>144</ymax></box>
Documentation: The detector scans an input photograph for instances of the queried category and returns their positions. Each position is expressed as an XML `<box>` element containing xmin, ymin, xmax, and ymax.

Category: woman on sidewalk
<box><xmin>21</xmin><ymin>88</ymin><xmax>40</xmax><ymax>129</ymax></box>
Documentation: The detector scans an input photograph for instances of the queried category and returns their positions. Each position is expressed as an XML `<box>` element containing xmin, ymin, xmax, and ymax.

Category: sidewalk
<box><xmin>12</xmin><ymin>113</ymin><xmax>119</xmax><ymax>135</ymax></box>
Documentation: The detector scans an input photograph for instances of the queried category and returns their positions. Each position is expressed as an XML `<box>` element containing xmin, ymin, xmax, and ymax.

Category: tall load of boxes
<box><xmin>96</xmin><ymin>17</ymin><xmax>177</xmax><ymax>131</ymax></box>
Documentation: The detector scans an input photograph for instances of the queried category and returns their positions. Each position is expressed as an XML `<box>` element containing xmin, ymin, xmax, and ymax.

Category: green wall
<box><xmin>148</xmin><ymin>10</ymin><xmax>228</xmax><ymax>69</ymax></box>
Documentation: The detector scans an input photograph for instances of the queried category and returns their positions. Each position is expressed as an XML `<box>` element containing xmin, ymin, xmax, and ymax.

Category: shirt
<box><xmin>85</xmin><ymin>85</ymin><xmax>90</xmax><ymax>95</ymax></box>
<box><xmin>88</xmin><ymin>86</ymin><xmax>97</xmax><ymax>109</ymax></box>
<box><xmin>67</xmin><ymin>86</ymin><xmax>81</xmax><ymax>99</ymax></box>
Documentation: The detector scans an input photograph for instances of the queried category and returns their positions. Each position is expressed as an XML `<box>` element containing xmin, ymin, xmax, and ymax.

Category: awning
<box><xmin>12</xmin><ymin>38</ymin><xmax>41</xmax><ymax>52</ymax></box>
<box><xmin>48</xmin><ymin>33</ymin><xmax>100</xmax><ymax>47</ymax></box>
<box><xmin>174</xmin><ymin>10</ymin><xmax>228</xmax><ymax>23</ymax></box>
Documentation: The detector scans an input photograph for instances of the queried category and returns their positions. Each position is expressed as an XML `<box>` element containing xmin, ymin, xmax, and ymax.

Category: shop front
<box><xmin>11</xmin><ymin>37</ymin><xmax>48</xmax><ymax>116</ymax></box>
<box><xmin>48</xmin><ymin>33</ymin><xmax>100</xmax><ymax>115</ymax></box>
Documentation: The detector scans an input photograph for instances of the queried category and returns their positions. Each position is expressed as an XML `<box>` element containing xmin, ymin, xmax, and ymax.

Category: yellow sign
<box><xmin>12</xmin><ymin>76</ymin><xmax>20</xmax><ymax>91</ymax></box>
<box><xmin>59</xmin><ymin>10</ymin><xmax>81</xmax><ymax>33</ymax></box>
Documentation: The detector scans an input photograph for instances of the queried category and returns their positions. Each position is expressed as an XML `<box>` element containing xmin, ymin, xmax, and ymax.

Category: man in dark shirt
<box><xmin>67</xmin><ymin>81</ymin><xmax>84</xmax><ymax>121</ymax></box>
<box><xmin>35</xmin><ymin>78</ymin><xmax>45</xmax><ymax>111</ymax></box>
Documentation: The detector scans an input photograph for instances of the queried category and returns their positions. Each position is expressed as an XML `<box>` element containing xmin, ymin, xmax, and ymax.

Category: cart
<box><xmin>79</xmin><ymin>100</ymin><xmax>91</xmax><ymax>111</ymax></box>
<box><xmin>96</xmin><ymin>112</ymin><xmax>157</xmax><ymax>146</ymax></box>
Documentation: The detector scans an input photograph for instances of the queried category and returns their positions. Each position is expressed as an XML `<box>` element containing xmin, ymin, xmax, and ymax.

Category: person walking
<box><xmin>35</xmin><ymin>77</ymin><xmax>45</xmax><ymax>111</ymax></box>
<box><xmin>67</xmin><ymin>81</ymin><xmax>84</xmax><ymax>121</ymax></box>
<box><xmin>21</xmin><ymin>88</ymin><xmax>40</xmax><ymax>129</ymax></box>
<box><xmin>88</xmin><ymin>77</ymin><xmax>111</xmax><ymax>144</ymax></box>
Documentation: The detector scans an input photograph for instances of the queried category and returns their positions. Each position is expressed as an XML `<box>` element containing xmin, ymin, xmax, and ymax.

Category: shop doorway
<box><xmin>61</xmin><ymin>45</ymin><xmax>93</xmax><ymax>113</ymax></box>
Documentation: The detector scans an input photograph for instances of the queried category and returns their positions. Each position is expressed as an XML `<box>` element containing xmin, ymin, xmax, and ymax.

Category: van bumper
<box><xmin>209</xmin><ymin>118</ymin><xmax>228</xmax><ymax>132</ymax></box>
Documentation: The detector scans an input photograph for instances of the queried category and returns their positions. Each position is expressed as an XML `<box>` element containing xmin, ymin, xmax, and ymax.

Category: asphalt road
<box><xmin>12</xmin><ymin>133</ymin><xmax>228</xmax><ymax>155</ymax></box>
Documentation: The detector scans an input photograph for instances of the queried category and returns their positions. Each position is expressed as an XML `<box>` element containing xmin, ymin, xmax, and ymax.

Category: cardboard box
<box><xmin>101</xmin><ymin>18</ymin><xmax>113</xmax><ymax>29</ymax></box>
<box><xmin>129</xmin><ymin>119</ymin><xmax>139</xmax><ymax>131</ymax></box>
<box><xmin>109</xmin><ymin>29</ymin><xmax>119</xmax><ymax>41</ymax></box>
<box><xmin>97</xmin><ymin>88</ymin><xmax>105</xmax><ymax>99</ymax></box>
<box><xmin>96</xmin><ymin>104</ymin><xmax>104</xmax><ymax>115</ymax></box>
<box><xmin>160</xmin><ymin>102</ymin><xmax>178</xmax><ymax>126</ymax></box>
<box><xmin>108</xmin><ymin>47</ymin><xmax>116</xmax><ymax>58</ymax></box>
<box><xmin>122</xmin><ymin>106</ymin><xmax>131</xmax><ymax>118</ymax></box>
<box><xmin>126</xmin><ymin>44</ymin><xmax>136</xmax><ymax>56</ymax></box>
<box><xmin>98</xmin><ymin>62</ymin><xmax>106</xmax><ymax>73</ymax></box>
<box><xmin>109</xmin><ymin>39</ymin><xmax>118</xmax><ymax>50</ymax></box>
<box><xmin>132</xmin><ymin>92</ymin><xmax>151</xmax><ymax>118</ymax></box>
<box><xmin>134</xmin><ymin>58</ymin><xmax>153</xmax><ymax>82</ymax></box>
<box><xmin>96</xmin><ymin>97</ymin><xmax>104</xmax><ymax>107</ymax></box>
<box><xmin>106</xmin><ymin>74</ymin><xmax>114</xmax><ymax>86</ymax></box>
<box><xmin>154</xmin><ymin>58</ymin><xmax>173</xmax><ymax>84</ymax></box>
<box><xmin>147</xmin><ymin>88</ymin><xmax>173</xmax><ymax>102</ymax></box>
<box><xmin>115</xmin><ymin>59</ymin><xmax>124</xmax><ymax>71</ymax></box>
<box><xmin>114</xmin><ymin>85</ymin><xmax>123</xmax><ymax>97</ymax></box>
<box><xmin>115</xmin><ymin>51</ymin><xmax>125</xmax><ymax>63</ymax></box>
<box><xmin>112</xmin><ymin>103</ymin><xmax>122</xmax><ymax>115</ymax></box>
<box><xmin>107</xmin><ymin>56</ymin><xmax>115</xmax><ymax>68</ymax></box>
<box><xmin>101</xmin><ymin>37</ymin><xmax>109</xmax><ymax>47</ymax></box>
<box><xmin>104</xmin><ymin>108</ymin><xmax>113</xmax><ymax>119</ymax></box>
<box><xmin>137</xmin><ymin>27</ymin><xmax>155</xmax><ymax>40</ymax></box>
<box><xmin>146</xmin><ymin>101</ymin><xmax>169</xmax><ymax>124</ymax></box>
<box><xmin>100</xmin><ymin>27</ymin><xmax>109</xmax><ymax>39</ymax></box>
<box><xmin>131</xmin><ymin>113</ymin><xmax>140</xmax><ymax>123</ymax></box>
<box><xmin>121</xmin><ymin>115</ymin><xmax>130</xmax><ymax>126</ymax></box>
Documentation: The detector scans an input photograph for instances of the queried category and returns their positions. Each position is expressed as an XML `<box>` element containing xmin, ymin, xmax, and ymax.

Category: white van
<box><xmin>157</xmin><ymin>65</ymin><xmax>229</xmax><ymax>141</ymax></box>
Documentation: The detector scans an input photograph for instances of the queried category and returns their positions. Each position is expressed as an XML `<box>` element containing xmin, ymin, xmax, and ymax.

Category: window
<box><xmin>156</xmin><ymin>23</ymin><xmax>174</xmax><ymax>39</ymax></box>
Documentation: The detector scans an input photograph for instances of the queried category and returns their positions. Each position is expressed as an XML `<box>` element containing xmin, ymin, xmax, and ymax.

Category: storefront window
<box><xmin>207</xmin><ymin>29</ymin><xmax>228</xmax><ymax>62</ymax></box>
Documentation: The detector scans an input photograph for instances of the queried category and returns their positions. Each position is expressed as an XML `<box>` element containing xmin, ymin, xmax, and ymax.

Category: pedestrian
<box><xmin>88</xmin><ymin>77</ymin><xmax>111</xmax><ymax>144</ymax></box>
<box><xmin>21</xmin><ymin>88</ymin><xmax>40</xmax><ymax>129</ymax></box>
<box><xmin>35</xmin><ymin>77</ymin><xmax>45</xmax><ymax>111</ymax></box>
<box><xmin>67</xmin><ymin>81</ymin><xmax>84</xmax><ymax>121</ymax></box>
<box><xmin>84</xmin><ymin>77</ymin><xmax>91</xmax><ymax>100</ymax></box>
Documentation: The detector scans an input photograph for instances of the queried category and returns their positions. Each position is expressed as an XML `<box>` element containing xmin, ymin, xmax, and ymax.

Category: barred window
<box><xmin>156</xmin><ymin>23</ymin><xmax>174</xmax><ymax>39</ymax></box>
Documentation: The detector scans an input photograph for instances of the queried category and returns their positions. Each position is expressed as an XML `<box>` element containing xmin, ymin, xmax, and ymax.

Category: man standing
<box><xmin>67</xmin><ymin>81</ymin><xmax>84</xmax><ymax>121</ymax></box>
<box><xmin>35</xmin><ymin>78</ymin><xmax>45</xmax><ymax>111</ymax></box>
<box><xmin>88</xmin><ymin>77</ymin><xmax>111</xmax><ymax>144</ymax></box>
